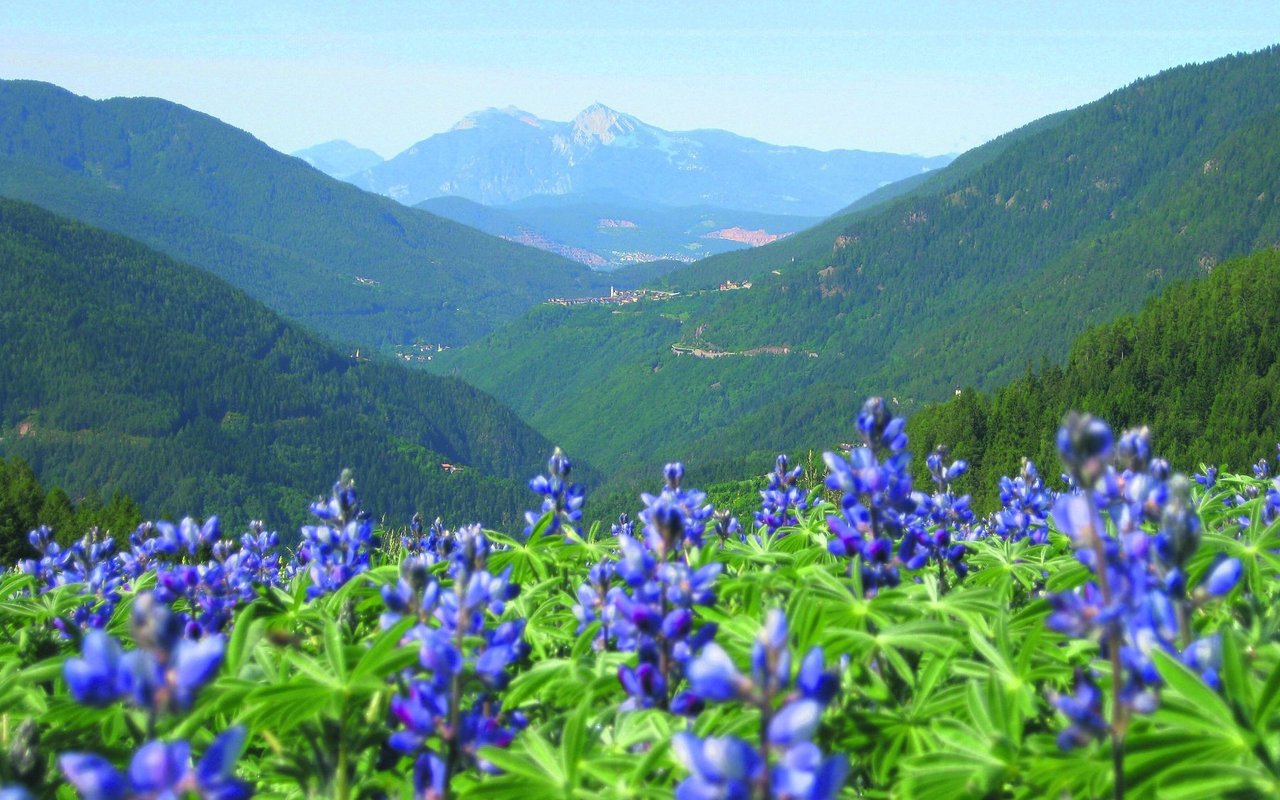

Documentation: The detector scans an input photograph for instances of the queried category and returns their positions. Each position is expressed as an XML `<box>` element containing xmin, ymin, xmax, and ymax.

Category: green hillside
<box><xmin>908</xmin><ymin>247</ymin><xmax>1280</xmax><ymax>508</ymax></box>
<box><xmin>436</xmin><ymin>45</ymin><xmax>1280</xmax><ymax>481</ymax></box>
<box><xmin>0</xmin><ymin>198</ymin><xmax>557</xmax><ymax>535</ymax></box>
<box><xmin>0</xmin><ymin>80</ymin><xmax>636</xmax><ymax>349</ymax></box>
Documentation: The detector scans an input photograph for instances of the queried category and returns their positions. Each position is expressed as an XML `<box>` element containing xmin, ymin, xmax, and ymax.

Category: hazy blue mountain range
<box><xmin>291</xmin><ymin>139</ymin><xmax>384</xmax><ymax>177</ymax></box>
<box><xmin>0</xmin><ymin>197</ymin><xmax>559</xmax><ymax>531</ymax></box>
<box><xmin>340</xmin><ymin>103</ymin><xmax>952</xmax><ymax>216</ymax></box>
<box><xmin>435</xmin><ymin>46</ymin><xmax>1280</xmax><ymax>485</ymax></box>
<box><xmin>0</xmin><ymin>80</ymin><xmax>646</xmax><ymax>349</ymax></box>
<box><xmin>415</xmin><ymin>194</ymin><xmax>821</xmax><ymax>268</ymax></box>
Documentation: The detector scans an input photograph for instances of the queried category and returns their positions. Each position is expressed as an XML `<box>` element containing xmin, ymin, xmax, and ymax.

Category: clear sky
<box><xmin>4</xmin><ymin>2</ymin><xmax>1279</xmax><ymax>158</ymax></box>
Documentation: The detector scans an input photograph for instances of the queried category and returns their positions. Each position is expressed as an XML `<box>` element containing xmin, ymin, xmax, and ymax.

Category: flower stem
<box><xmin>758</xmin><ymin>692</ymin><xmax>772</xmax><ymax>799</ymax></box>
<box><xmin>1083</xmin><ymin>493</ymin><xmax>1125</xmax><ymax>800</ymax></box>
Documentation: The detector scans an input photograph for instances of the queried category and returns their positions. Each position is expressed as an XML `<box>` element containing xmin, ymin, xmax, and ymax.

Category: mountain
<box><xmin>346</xmin><ymin>103</ymin><xmax>952</xmax><ymax>216</ymax></box>
<box><xmin>432</xmin><ymin>46</ymin><xmax>1280</xmax><ymax>483</ymax></box>
<box><xmin>415</xmin><ymin>194</ymin><xmax>821</xmax><ymax>268</ymax></box>
<box><xmin>0</xmin><ymin>80</ymin><xmax>634</xmax><ymax>349</ymax></box>
<box><xmin>0</xmin><ymin>198</ymin><xmax>559</xmax><ymax>533</ymax></box>
<box><xmin>907</xmin><ymin>247</ymin><xmax>1280</xmax><ymax>509</ymax></box>
<box><xmin>291</xmin><ymin>139</ymin><xmax>384</xmax><ymax>178</ymax></box>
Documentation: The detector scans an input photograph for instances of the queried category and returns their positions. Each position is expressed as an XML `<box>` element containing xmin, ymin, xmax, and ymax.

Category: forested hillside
<box><xmin>0</xmin><ymin>80</ymin><xmax>636</xmax><ymax>348</ymax></box>
<box><xmin>908</xmin><ymin>247</ymin><xmax>1280</xmax><ymax>508</ymax></box>
<box><xmin>0</xmin><ymin>456</ymin><xmax>141</xmax><ymax>563</ymax></box>
<box><xmin>437</xmin><ymin>46</ymin><xmax>1280</xmax><ymax>480</ymax></box>
<box><xmin>0</xmin><ymin>199</ymin><xmax>558</xmax><ymax>540</ymax></box>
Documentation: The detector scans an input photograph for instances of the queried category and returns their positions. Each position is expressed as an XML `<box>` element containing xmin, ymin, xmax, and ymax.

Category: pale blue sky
<box><xmin>4</xmin><ymin>2</ymin><xmax>1279</xmax><ymax>158</ymax></box>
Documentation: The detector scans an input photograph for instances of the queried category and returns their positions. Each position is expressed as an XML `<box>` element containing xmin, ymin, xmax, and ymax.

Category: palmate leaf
<box><xmin>963</xmin><ymin>537</ymin><xmax>1059</xmax><ymax>604</ymax></box>
<box><xmin>895</xmin><ymin>675</ymin><xmax>1037</xmax><ymax>799</ymax></box>
<box><xmin>505</xmin><ymin>577</ymin><xmax>576</xmax><ymax>658</ymax></box>
<box><xmin>1023</xmin><ymin>734</ymin><xmax>1113</xmax><ymax>799</ymax></box>
<box><xmin>1254</xmin><ymin>647</ymin><xmax>1280</xmax><ymax>731</ymax></box>
<box><xmin>239</xmin><ymin>681</ymin><xmax>341</xmax><ymax>733</ymax></box>
<box><xmin>504</xmin><ymin>651</ymin><xmax>628</xmax><ymax>709</ymax></box>
<box><xmin>913</xmin><ymin>577</ymin><xmax>1001</xmax><ymax>636</ymax></box>
<box><xmin>1153</xmin><ymin>762</ymin><xmax>1278</xmax><ymax>798</ymax></box>
<box><xmin>473</xmin><ymin>726</ymin><xmax>568</xmax><ymax>796</ymax></box>
<box><xmin>349</xmin><ymin>618</ymin><xmax>417</xmax><ymax>683</ymax></box>
<box><xmin>488</xmin><ymin>523</ymin><xmax>558</xmax><ymax>584</ymax></box>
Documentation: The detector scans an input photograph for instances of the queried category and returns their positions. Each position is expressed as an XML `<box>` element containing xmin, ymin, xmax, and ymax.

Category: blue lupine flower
<box><xmin>599</xmin><ymin>463</ymin><xmax>724</xmax><ymax>711</ymax></box>
<box><xmin>823</xmin><ymin>398</ymin><xmax>930</xmax><ymax>594</ymax></box>
<box><xmin>687</xmin><ymin>643</ymin><xmax>747</xmax><ymax>702</ymax></box>
<box><xmin>1194</xmin><ymin>466</ymin><xmax>1218</xmax><ymax>490</ymax></box>
<box><xmin>295</xmin><ymin>471</ymin><xmax>377</xmax><ymax>600</ymax></box>
<box><xmin>64</xmin><ymin>630</ymin><xmax>124</xmax><ymax>707</ymax></box>
<box><xmin>713</xmin><ymin>509</ymin><xmax>743</xmax><ymax>546</ymax></box>
<box><xmin>1202</xmin><ymin>556</ymin><xmax>1242</xmax><ymax>597</ymax></box>
<box><xmin>572</xmin><ymin>559</ymin><xmax>616</xmax><ymax>646</ymax></box>
<box><xmin>58</xmin><ymin>753</ymin><xmax>128</xmax><ymax>800</ymax></box>
<box><xmin>605</xmin><ymin>533</ymin><xmax>721</xmax><ymax>710</ymax></box>
<box><xmin>772</xmin><ymin>741</ymin><xmax>849</xmax><ymax>800</ymax></box>
<box><xmin>385</xmin><ymin>522</ymin><xmax>528</xmax><ymax>791</ymax></box>
<box><xmin>678</xmin><ymin>610</ymin><xmax>845</xmax><ymax>800</ymax></box>
<box><xmin>59</xmin><ymin>727</ymin><xmax>250</xmax><ymax>800</ymax></box>
<box><xmin>63</xmin><ymin>592</ymin><xmax>224</xmax><ymax>715</ymax></box>
<box><xmin>767</xmin><ymin>699</ymin><xmax>822</xmax><ymax>746</ymax></box>
<box><xmin>756</xmin><ymin>454</ymin><xmax>808</xmax><ymax>535</ymax></box>
<box><xmin>639</xmin><ymin>463</ymin><xmax>713</xmax><ymax>558</ymax></box>
<box><xmin>1057</xmin><ymin>412</ymin><xmax>1113</xmax><ymax>486</ymax></box>
<box><xmin>524</xmin><ymin>447</ymin><xmax>586</xmax><ymax>541</ymax></box>
<box><xmin>1052</xmin><ymin>671</ymin><xmax>1108</xmax><ymax>750</ymax></box>
<box><xmin>603</xmin><ymin>513</ymin><xmax>630</xmax><ymax>539</ymax></box>
<box><xmin>1047</xmin><ymin>413</ymin><xmax>1243</xmax><ymax>745</ymax></box>
<box><xmin>0</xmin><ymin>788</ymin><xmax>34</xmax><ymax>800</ymax></box>
<box><xmin>671</xmin><ymin>732</ymin><xmax>763</xmax><ymax>800</ymax></box>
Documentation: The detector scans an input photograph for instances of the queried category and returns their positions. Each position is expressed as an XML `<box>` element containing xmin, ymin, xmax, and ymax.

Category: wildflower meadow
<box><xmin>2</xmin><ymin>398</ymin><xmax>1277</xmax><ymax>799</ymax></box>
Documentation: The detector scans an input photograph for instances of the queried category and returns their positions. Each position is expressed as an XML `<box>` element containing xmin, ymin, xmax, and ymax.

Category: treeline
<box><xmin>908</xmin><ymin>247</ymin><xmax>1280</xmax><ymax>509</ymax></box>
<box><xmin>0</xmin><ymin>456</ymin><xmax>140</xmax><ymax>563</ymax></box>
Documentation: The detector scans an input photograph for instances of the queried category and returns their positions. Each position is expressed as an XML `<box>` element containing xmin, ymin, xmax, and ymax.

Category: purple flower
<box><xmin>671</xmin><ymin>733</ymin><xmax>762</xmax><ymax>800</ymax></box>
<box><xmin>687</xmin><ymin>643</ymin><xmax>746</xmax><ymax>702</ymax></box>
<box><xmin>756</xmin><ymin>454</ymin><xmax>808</xmax><ymax>535</ymax></box>
<box><xmin>1202</xmin><ymin>557</ymin><xmax>1242</xmax><ymax>598</ymax></box>
<box><xmin>295</xmin><ymin>472</ymin><xmax>377</xmax><ymax>600</ymax></box>
<box><xmin>1052</xmin><ymin>671</ymin><xmax>1108</xmax><ymax>750</ymax></box>
<box><xmin>524</xmin><ymin>447</ymin><xmax>586</xmax><ymax>541</ymax></box>
<box><xmin>1057</xmin><ymin>412</ymin><xmax>1113</xmax><ymax>486</ymax></box>
<box><xmin>64</xmin><ymin>630</ymin><xmax>124</xmax><ymax>707</ymax></box>
<box><xmin>678</xmin><ymin>610</ymin><xmax>846</xmax><ymax>797</ymax></box>
<box><xmin>772</xmin><ymin>741</ymin><xmax>848</xmax><ymax>800</ymax></box>
<box><xmin>59</xmin><ymin>727</ymin><xmax>250</xmax><ymax>800</ymax></box>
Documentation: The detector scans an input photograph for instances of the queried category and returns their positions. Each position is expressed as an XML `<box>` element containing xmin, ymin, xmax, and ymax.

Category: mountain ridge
<box><xmin>0</xmin><ymin>79</ymin><xmax>638</xmax><ymax>349</ymax></box>
<box><xmin>342</xmin><ymin>103</ymin><xmax>952</xmax><ymax>216</ymax></box>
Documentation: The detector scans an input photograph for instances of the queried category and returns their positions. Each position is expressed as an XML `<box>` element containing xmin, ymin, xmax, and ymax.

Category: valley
<box><xmin>4</xmin><ymin>14</ymin><xmax>1280</xmax><ymax>798</ymax></box>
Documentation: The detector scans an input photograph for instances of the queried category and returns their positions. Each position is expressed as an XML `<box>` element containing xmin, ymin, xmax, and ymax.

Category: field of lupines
<box><xmin>2</xmin><ymin>397</ymin><xmax>1279</xmax><ymax>799</ymax></box>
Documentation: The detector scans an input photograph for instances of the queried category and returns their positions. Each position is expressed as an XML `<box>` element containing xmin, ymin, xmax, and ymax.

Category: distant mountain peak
<box><xmin>349</xmin><ymin>98</ymin><xmax>954</xmax><ymax>214</ymax></box>
<box><xmin>291</xmin><ymin>139</ymin><xmax>384</xmax><ymax>179</ymax></box>
<box><xmin>571</xmin><ymin>103</ymin><xmax>640</xmax><ymax>145</ymax></box>
<box><xmin>451</xmin><ymin>106</ymin><xmax>546</xmax><ymax>131</ymax></box>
